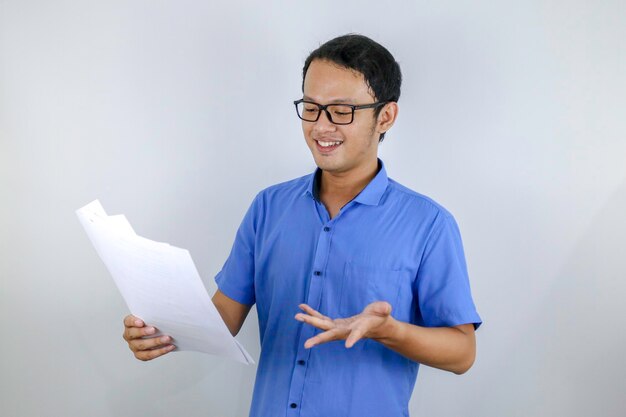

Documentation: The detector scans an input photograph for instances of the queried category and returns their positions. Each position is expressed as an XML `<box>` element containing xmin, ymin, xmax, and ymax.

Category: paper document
<box><xmin>76</xmin><ymin>200</ymin><xmax>254</xmax><ymax>365</ymax></box>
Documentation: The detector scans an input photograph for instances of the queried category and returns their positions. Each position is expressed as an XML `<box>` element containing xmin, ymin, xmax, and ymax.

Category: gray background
<box><xmin>1</xmin><ymin>1</ymin><xmax>625</xmax><ymax>416</ymax></box>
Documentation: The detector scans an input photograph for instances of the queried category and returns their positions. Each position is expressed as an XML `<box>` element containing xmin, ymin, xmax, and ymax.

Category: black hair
<box><xmin>302</xmin><ymin>34</ymin><xmax>402</xmax><ymax>142</ymax></box>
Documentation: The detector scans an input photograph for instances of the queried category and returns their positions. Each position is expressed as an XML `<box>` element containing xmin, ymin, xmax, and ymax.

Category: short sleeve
<box><xmin>214</xmin><ymin>194</ymin><xmax>261</xmax><ymax>306</ymax></box>
<box><xmin>413</xmin><ymin>213</ymin><xmax>482</xmax><ymax>329</ymax></box>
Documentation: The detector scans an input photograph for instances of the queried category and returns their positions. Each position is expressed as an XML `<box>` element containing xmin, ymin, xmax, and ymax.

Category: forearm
<box><xmin>212</xmin><ymin>290</ymin><xmax>251</xmax><ymax>336</ymax></box>
<box><xmin>373</xmin><ymin>319</ymin><xmax>476</xmax><ymax>374</ymax></box>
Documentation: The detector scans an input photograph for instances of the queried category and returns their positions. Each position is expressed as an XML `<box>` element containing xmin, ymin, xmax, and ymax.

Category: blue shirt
<box><xmin>215</xmin><ymin>160</ymin><xmax>481</xmax><ymax>417</ymax></box>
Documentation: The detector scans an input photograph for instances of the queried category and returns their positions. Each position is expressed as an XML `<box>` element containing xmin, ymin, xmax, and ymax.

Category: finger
<box><xmin>298</xmin><ymin>304</ymin><xmax>330</xmax><ymax>320</ymax></box>
<box><xmin>134</xmin><ymin>343</ymin><xmax>176</xmax><ymax>361</ymax></box>
<box><xmin>124</xmin><ymin>315</ymin><xmax>145</xmax><ymax>328</ymax></box>
<box><xmin>123</xmin><ymin>325</ymin><xmax>157</xmax><ymax>341</ymax></box>
<box><xmin>129</xmin><ymin>335</ymin><xmax>172</xmax><ymax>352</ymax></box>
<box><xmin>365</xmin><ymin>301</ymin><xmax>392</xmax><ymax>316</ymax></box>
<box><xmin>294</xmin><ymin>313</ymin><xmax>334</xmax><ymax>331</ymax></box>
<box><xmin>345</xmin><ymin>327</ymin><xmax>367</xmax><ymax>348</ymax></box>
<box><xmin>304</xmin><ymin>328</ymin><xmax>347</xmax><ymax>348</ymax></box>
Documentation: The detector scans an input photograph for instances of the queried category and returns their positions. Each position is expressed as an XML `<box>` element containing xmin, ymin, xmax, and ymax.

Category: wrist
<box><xmin>371</xmin><ymin>315</ymin><xmax>402</xmax><ymax>343</ymax></box>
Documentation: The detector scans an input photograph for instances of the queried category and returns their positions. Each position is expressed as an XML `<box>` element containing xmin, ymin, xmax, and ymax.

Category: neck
<box><xmin>319</xmin><ymin>159</ymin><xmax>379</xmax><ymax>203</ymax></box>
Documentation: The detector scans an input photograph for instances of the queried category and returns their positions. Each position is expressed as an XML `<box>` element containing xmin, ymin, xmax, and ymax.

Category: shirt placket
<box><xmin>285</xmin><ymin>201</ymin><xmax>335</xmax><ymax>415</ymax></box>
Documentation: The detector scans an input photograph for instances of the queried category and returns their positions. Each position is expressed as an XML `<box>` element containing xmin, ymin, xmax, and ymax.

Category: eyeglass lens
<box><xmin>297</xmin><ymin>102</ymin><xmax>354</xmax><ymax>124</ymax></box>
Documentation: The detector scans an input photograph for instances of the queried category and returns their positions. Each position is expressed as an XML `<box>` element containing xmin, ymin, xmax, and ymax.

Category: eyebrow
<box><xmin>302</xmin><ymin>95</ymin><xmax>356</xmax><ymax>104</ymax></box>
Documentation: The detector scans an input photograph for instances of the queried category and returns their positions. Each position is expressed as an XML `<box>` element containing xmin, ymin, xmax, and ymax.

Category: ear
<box><xmin>376</xmin><ymin>102</ymin><xmax>399</xmax><ymax>136</ymax></box>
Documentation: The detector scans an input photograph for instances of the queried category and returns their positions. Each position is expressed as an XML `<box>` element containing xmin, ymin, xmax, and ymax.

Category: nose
<box><xmin>313</xmin><ymin>109</ymin><xmax>337</xmax><ymax>133</ymax></box>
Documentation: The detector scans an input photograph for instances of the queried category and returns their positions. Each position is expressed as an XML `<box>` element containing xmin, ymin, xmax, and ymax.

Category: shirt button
<box><xmin>323</xmin><ymin>226</ymin><xmax>330</xmax><ymax>232</ymax></box>
<box><xmin>297</xmin><ymin>360</ymin><xmax>305</xmax><ymax>365</ymax></box>
<box><xmin>290</xmin><ymin>403</ymin><xmax>297</xmax><ymax>408</ymax></box>
<box><xmin>314</xmin><ymin>271</ymin><xmax>321</xmax><ymax>276</ymax></box>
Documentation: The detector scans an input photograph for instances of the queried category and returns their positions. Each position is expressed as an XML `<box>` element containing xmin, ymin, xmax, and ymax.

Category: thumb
<box><xmin>368</xmin><ymin>301</ymin><xmax>392</xmax><ymax>316</ymax></box>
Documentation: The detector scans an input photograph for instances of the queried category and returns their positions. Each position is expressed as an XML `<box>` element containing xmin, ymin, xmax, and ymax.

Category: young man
<box><xmin>123</xmin><ymin>34</ymin><xmax>481</xmax><ymax>417</ymax></box>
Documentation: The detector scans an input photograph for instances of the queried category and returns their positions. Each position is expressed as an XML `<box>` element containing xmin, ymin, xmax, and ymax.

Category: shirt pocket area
<box><xmin>339</xmin><ymin>262</ymin><xmax>404</xmax><ymax>317</ymax></box>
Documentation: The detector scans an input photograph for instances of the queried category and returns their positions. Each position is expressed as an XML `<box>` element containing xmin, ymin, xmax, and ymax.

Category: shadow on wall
<box><xmin>535</xmin><ymin>178</ymin><xmax>626</xmax><ymax>416</ymax></box>
<box><xmin>489</xmin><ymin>179</ymin><xmax>626</xmax><ymax>416</ymax></box>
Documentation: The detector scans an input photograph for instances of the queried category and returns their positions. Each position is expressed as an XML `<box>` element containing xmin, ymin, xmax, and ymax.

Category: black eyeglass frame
<box><xmin>293</xmin><ymin>99</ymin><xmax>387</xmax><ymax>125</ymax></box>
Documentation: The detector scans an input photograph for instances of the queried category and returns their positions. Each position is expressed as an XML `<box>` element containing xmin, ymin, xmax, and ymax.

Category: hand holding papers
<box><xmin>76</xmin><ymin>200</ymin><xmax>254</xmax><ymax>364</ymax></box>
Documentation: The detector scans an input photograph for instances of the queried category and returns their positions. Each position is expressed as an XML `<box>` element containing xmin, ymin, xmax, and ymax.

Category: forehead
<box><xmin>303</xmin><ymin>59</ymin><xmax>374</xmax><ymax>103</ymax></box>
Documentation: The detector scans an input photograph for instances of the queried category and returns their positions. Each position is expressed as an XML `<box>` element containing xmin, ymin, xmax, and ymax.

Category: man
<box><xmin>123</xmin><ymin>34</ymin><xmax>481</xmax><ymax>417</ymax></box>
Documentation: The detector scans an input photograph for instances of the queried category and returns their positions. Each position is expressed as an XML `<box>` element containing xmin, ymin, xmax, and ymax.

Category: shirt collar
<box><xmin>304</xmin><ymin>159</ymin><xmax>389</xmax><ymax>206</ymax></box>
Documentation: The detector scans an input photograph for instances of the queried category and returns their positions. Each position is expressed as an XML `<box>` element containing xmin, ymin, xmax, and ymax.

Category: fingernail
<box><xmin>167</xmin><ymin>345</ymin><xmax>175</xmax><ymax>351</ymax></box>
<box><xmin>160</xmin><ymin>336</ymin><xmax>171</xmax><ymax>343</ymax></box>
<box><xmin>145</xmin><ymin>327</ymin><xmax>156</xmax><ymax>335</ymax></box>
<box><xmin>134</xmin><ymin>320</ymin><xmax>142</xmax><ymax>326</ymax></box>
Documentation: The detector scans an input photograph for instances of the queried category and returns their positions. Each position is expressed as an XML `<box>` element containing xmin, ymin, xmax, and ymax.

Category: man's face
<box><xmin>301</xmin><ymin>59</ymin><xmax>381</xmax><ymax>175</ymax></box>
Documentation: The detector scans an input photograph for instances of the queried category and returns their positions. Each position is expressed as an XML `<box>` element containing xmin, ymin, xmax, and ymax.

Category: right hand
<box><xmin>122</xmin><ymin>315</ymin><xmax>176</xmax><ymax>361</ymax></box>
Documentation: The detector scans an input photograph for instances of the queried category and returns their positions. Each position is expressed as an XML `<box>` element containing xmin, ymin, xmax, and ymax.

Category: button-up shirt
<box><xmin>215</xmin><ymin>160</ymin><xmax>481</xmax><ymax>417</ymax></box>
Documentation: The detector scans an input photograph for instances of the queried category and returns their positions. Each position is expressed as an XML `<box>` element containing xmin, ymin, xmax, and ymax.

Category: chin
<box><xmin>315</xmin><ymin>160</ymin><xmax>346</xmax><ymax>174</ymax></box>
<box><xmin>311</xmin><ymin>152</ymin><xmax>333</xmax><ymax>166</ymax></box>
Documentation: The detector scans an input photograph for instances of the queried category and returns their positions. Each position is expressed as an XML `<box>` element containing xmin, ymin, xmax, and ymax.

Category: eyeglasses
<box><xmin>293</xmin><ymin>99</ymin><xmax>386</xmax><ymax>125</ymax></box>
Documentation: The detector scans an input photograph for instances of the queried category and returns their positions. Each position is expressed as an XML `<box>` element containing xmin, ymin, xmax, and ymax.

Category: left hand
<box><xmin>295</xmin><ymin>301</ymin><xmax>395</xmax><ymax>348</ymax></box>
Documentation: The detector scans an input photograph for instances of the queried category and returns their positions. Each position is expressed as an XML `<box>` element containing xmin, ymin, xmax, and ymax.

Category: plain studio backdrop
<box><xmin>1</xmin><ymin>1</ymin><xmax>624</xmax><ymax>416</ymax></box>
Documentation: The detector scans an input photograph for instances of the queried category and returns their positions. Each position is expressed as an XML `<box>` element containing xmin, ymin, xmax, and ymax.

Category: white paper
<box><xmin>76</xmin><ymin>199</ymin><xmax>254</xmax><ymax>365</ymax></box>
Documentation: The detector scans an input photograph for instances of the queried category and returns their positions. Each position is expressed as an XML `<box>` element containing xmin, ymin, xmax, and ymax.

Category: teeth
<box><xmin>318</xmin><ymin>141</ymin><xmax>341</xmax><ymax>147</ymax></box>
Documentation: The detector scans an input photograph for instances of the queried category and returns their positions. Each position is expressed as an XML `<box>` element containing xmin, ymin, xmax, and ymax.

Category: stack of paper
<box><xmin>76</xmin><ymin>200</ymin><xmax>254</xmax><ymax>364</ymax></box>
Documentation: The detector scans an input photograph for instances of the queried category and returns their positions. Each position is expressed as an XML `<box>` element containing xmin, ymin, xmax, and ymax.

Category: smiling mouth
<box><xmin>314</xmin><ymin>139</ymin><xmax>343</xmax><ymax>153</ymax></box>
<box><xmin>317</xmin><ymin>140</ymin><xmax>342</xmax><ymax>147</ymax></box>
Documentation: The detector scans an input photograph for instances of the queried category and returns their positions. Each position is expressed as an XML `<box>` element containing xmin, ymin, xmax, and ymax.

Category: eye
<box><xmin>330</xmin><ymin>105</ymin><xmax>352</xmax><ymax>116</ymax></box>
